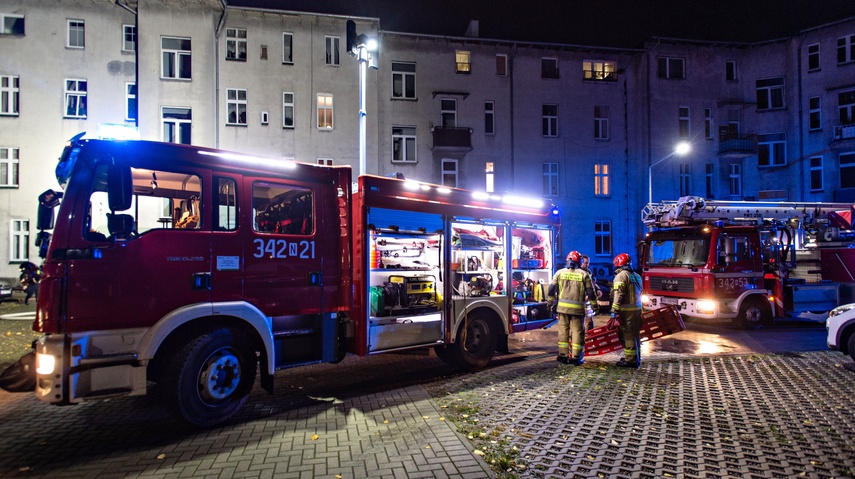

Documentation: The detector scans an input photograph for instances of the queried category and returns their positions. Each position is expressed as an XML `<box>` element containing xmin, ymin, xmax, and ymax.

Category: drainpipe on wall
<box><xmin>215</xmin><ymin>1</ymin><xmax>229</xmax><ymax>148</ymax></box>
<box><xmin>796</xmin><ymin>34</ymin><xmax>805</xmax><ymax>200</ymax></box>
<box><xmin>510</xmin><ymin>44</ymin><xmax>517</xmax><ymax>191</ymax></box>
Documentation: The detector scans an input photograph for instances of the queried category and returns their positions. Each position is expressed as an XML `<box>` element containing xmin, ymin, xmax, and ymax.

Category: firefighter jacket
<box><xmin>547</xmin><ymin>267</ymin><xmax>596</xmax><ymax>315</ymax></box>
<box><xmin>611</xmin><ymin>268</ymin><xmax>642</xmax><ymax>313</ymax></box>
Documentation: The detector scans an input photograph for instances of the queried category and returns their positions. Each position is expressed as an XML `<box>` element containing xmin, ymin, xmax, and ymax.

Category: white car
<box><xmin>827</xmin><ymin>303</ymin><xmax>855</xmax><ymax>362</ymax></box>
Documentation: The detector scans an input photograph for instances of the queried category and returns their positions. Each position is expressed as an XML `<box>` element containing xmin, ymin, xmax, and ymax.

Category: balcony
<box><xmin>831</xmin><ymin>123</ymin><xmax>855</xmax><ymax>151</ymax></box>
<box><xmin>431</xmin><ymin>126</ymin><xmax>472</xmax><ymax>152</ymax></box>
<box><xmin>718</xmin><ymin>128</ymin><xmax>757</xmax><ymax>158</ymax></box>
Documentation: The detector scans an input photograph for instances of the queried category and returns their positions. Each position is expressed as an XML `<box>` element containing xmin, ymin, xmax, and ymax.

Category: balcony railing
<box><xmin>834</xmin><ymin>123</ymin><xmax>855</xmax><ymax>141</ymax></box>
<box><xmin>718</xmin><ymin>129</ymin><xmax>757</xmax><ymax>157</ymax></box>
<box><xmin>431</xmin><ymin>126</ymin><xmax>472</xmax><ymax>151</ymax></box>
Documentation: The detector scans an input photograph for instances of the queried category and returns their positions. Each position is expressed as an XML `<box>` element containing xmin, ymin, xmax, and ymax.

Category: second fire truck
<box><xmin>3</xmin><ymin>133</ymin><xmax>560</xmax><ymax>427</ymax></box>
<box><xmin>639</xmin><ymin>196</ymin><xmax>855</xmax><ymax>329</ymax></box>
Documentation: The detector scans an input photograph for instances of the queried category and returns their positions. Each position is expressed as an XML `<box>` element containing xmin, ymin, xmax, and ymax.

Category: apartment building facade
<box><xmin>1</xmin><ymin>0</ymin><xmax>854</xmax><ymax>282</ymax></box>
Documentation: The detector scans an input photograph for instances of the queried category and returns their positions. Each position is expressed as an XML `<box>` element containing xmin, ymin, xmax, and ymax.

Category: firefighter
<box><xmin>548</xmin><ymin>251</ymin><xmax>598</xmax><ymax>365</ymax></box>
<box><xmin>610</xmin><ymin>253</ymin><xmax>643</xmax><ymax>368</ymax></box>
<box><xmin>579</xmin><ymin>254</ymin><xmax>602</xmax><ymax>331</ymax></box>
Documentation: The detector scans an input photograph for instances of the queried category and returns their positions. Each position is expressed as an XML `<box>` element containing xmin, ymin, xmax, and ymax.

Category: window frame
<box><xmin>705</xmin><ymin>163</ymin><xmax>714</xmax><ymax>199</ymax></box>
<box><xmin>594</xmin><ymin>105</ymin><xmax>609</xmax><ymax>140</ymax></box>
<box><xmin>583</xmin><ymin>60</ymin><xmax>617</xmax><ymax>82</ymax></box>
<box><xmin>496</xmin><ymin>54</ymin><xmax>508</xmax><ymax>76</ymax></box>
<box><xmin>542</xmin><ymin>104</ymin><xmax>558</xmax><ymax>138</ymax></box>
<box><xmin>594</xmin><ymin>220</ymin><xmax>612</xmax><ymax>257</ymax></box>
<box><xmin>392</xmin><ymin>125</ymin><xmax>417</xmax><ymax>163</ymax></box>
<box><xmin>440</xmin><ymin>98</ymin><xmax>457</xmax><ymax>128</ymax></box>
<box><xmin>226</xmin><ymin>27</ymin><xmax>247</xmax><ymax>61</ymax></box>
<box><xmin>838</xmin><ymin>34</ymin><xmax>855</xmax><ymax>65</ymax></box>
<box><xmin>317</xmin><ymin>93</ymin><xmax>334</xmax><ymax>130</ymax></box>
<box><xmin>729</xmin><ymin>163</ymin><xmax>742</xmax><ymax>197</ymax></box>
<box><xmin>0</xmin><ymin>75</ymin><xmax>19</xmax><ymax>116</ymax></box>
<box><xmin>807</xmin><ymin>43</ymin><xmax>820</xmax><ymax>71</ymax></box>
<box><xmin>282</xmin><ymin>32</ymin><xmax>294</xmax><ymax>64</ymax></box>
<box><xmin>839</xmin><ymin>90</ymin><xmax>855</xmax><ymax>126</ymax></box>
<box><xmin>226</xmin><ymin>88</ymin><xmax>248</xmax><ymax>126</ymax></box>
<box><xmin>484</xmin><ymin>101</ymin><xmax>495</xmax><ymax>135</ymax></box>
<box><xmin>725</xmin><ymin>60</ymin><xmax>737</xmax><ymax>81</ymax></box>
<box><xmin>679</xmin><ymin>163</ymin><xmax>691</xmax><ymax>197</ymax></box>
<box><xmin>543</xmin><ymin>162</ymin><xmax>558</xmax><ymax>197</ymax></box>
<box><xmin>122</xmin><ymin>24</ymin><xmax>136</xmax><ymax>53</ymax></box>
<box><xmin>704</xmin><ymin>108</ymin><xmax>713</xmax><ymax>140</ymax></box>
<box><xmin>0</xmin><ymin>146</ymin><xmax>19</xmax><ymax>188</ymax></box>
<box><xmin>756</xmin><ymin>77</ymin><xmax>785</xmax><ymax>110</ymax></box>
<box><xmin>757</xmin><ymin>133</ymin><xmax>786</xmax><ymax>167</ymax></box>
<box><xmin>657</xmin><ymin>57</ymin><xmax>685</xmax><ymax>79</ymax></box>
<box><xmin>325</xmin><ymin>36</ymin><xmax>340</xmax><ymax>66</ymax></box>
<box><xmin>809</xmin><ymin>96</ymin><xmax>821</xmax><ymax>131</ymax></box>
<box><xmin>809</xmin><ymin>156</ymin><xmax>824</xmax><ymax>192</ymax></box>
<box><xmin>442</xmin><ymin>159</ymin><xmax>458</xmax><ymax>188</ymax></box>
<box><xmin>391</xmin><ymin>61</ymin><xmax>416</xmax><ymax>100</ymax></box>
<box><xmin>125</xmin><ymin>82</ymin><xmax>137</xmax><ymax>122</ymax></box>
<box><xmin>455</xmin><ymin>50</ymin><xmax>471</xmax><ymax>74</ymax></box>
<box><xmin>161</xmin><ymin>36</ymin><xmax>192</xmax><ymax>80</ymax></box>
<box><xmin>161</xmin><ymin>106</ymin><xmax>192</xmax><ymax>145</ymax></box>
<box><xmin>67</xmin><ymin>19</ymin><xmax>84</xmax><ymax>49</ymax></box>
<box><xmin>841</xmin><ymin>152</ymin><xmax>855</xmax><ymax>189</ymax></box>
<box><xmin>679</xmin><ymin>106</ymin><xmax>690</xmax><ymax>138</ymax></box>
<box><xmin>9</xmin><ymin>218</ymin><xmax>28</xmax><ymax>262</ymax></box>
<box><xmin>64</xmin><ymin>78</ymin><xmax>87</xmax><ymax>119</ymax></box>
<box><xmin>594</xmin><ymin>163</ymin><xmax>610</xmax><ymax>197</ymax></box>
<box><xmin>541</xmin><ymin>57</ymin><xmax>559</xmax><ymax>79</ymax></box>
<box><xmin>0</xmin><ymin>13</ymin><xmax>24</xmax><ymax>35</ymax></box>
<box><xmin>282</xmin><ymin>91</ymin><xmax>294</xmax><ymax>129</ymax></box>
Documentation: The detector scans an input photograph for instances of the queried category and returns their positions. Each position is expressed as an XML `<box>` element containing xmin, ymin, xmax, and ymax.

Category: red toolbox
<box><xmin>584</xmin><ymin>305</ymin><xmax>685</xmax><ymax>356</ymax></box>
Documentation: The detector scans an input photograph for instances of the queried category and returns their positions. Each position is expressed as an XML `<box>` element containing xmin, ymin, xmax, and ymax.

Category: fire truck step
<box><xmin>274</xmin><ymin>328</ymin><xmax>316</xmax><ymax>338</ymax></box>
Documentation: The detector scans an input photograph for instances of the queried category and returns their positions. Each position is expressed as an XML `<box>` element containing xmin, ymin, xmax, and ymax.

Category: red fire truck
<box><xmin>2</xmin><ymin>133</ymin><xmax>559</xmax><ymax>427</ymax></box>
<box><xmin>639</xmin><ymin>196</ymin><xmax>855</xmax><ymax>329</ymax></box>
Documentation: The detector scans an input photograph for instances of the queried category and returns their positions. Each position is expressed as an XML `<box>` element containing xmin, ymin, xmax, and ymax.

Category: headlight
<box><xmin>697</xmin><ymin>299</ymin><xmax>716</xmax><ymax>314</ymax></box>
<box><xmin>830</xmin><ymin>304</ymin><xmax>855</xmax><ymax>317</ymax></box>
<box><xmin>35</xmin><ymin>353</ymin><xmax>56</xmax><ymax>375</ymax></box>
<box><xmin>641</xmin><ymin>294</ymin><xmax>650</xmax><ymax>304</ymax></box>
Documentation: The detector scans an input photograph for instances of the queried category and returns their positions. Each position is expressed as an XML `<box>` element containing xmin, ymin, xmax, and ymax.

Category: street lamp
<box><xmin>648</xmin><ymin>141</ymin><xmax>691</xmax><ymax>205</ymax></box>
<box><xmin>347</xmin><ymin>20</ymin><xmax>379</xmax><ymax>177</ymax></box>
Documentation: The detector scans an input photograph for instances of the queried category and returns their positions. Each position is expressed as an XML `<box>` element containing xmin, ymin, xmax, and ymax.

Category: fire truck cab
<box><xmin>639</xmin><ymin>196</ymin><xmax>855</xmax><ymax>329</ymax></box>
<box><xmin>18</xmin><ymin>134</ymin><xmax>559</xmax><ymax>427</ymax></box>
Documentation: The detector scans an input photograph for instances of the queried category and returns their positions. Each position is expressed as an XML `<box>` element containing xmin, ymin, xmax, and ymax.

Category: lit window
<box><xmin>583</xmin><ymin>60</ymin><xmax>616</xmax><ymax>81</ymax></box>
<box><xmin>317</xmin><ymin>93</ymin><xmax>333</xmax><ymax>129</ymax></box>
<box><xmin>455</xmin><ymin>50</ymin><xmax>470</xmax><ymax>73</ymax></box>
<box><xmin>594</xmin><ymin>164</ymin><xmax>609</xmax><ymax>196</ymax></box>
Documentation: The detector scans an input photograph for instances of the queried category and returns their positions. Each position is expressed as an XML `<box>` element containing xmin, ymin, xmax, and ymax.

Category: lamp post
<box><xmin>648</xmin><ymin>141</ymin><xmax>691</xmax><ymax>205</ymax></box>
<box><xmin>347</xmin><ymin>20</ymin><xmax>379</xmax><ymax>177</ymax></box>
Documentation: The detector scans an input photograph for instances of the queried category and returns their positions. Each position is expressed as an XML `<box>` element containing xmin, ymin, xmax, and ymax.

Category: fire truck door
<box><xmin>242</xmin><ymin>178</ymin><xmax>325</xmax><ymax>316</ymax></box>
<box><xmin>65</xmin><ymin>166</ymin><xmax>211</xmax><ymax>331</ymax></box>
<box><xmin>210</xmin><ymin>176</ymin><xmax>243</xmax><ymax>302</ymax></box>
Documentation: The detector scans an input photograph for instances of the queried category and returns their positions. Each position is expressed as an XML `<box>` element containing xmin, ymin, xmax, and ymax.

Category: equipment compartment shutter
<box><xmin>368</xmin><ymin>208</ymin><xmax>443</xmax><ymax>232</ymax></box>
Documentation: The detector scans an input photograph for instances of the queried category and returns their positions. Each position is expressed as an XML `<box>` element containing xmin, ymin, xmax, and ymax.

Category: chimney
<box><xmin>464</xmin><ymin>20</ymin><xmax>479</xmax><ymax>38</ymax></box>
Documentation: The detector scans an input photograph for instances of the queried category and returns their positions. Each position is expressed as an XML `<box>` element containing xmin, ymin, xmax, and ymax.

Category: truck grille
<box><xmin>649</xmin><ymin>276</ymin><xmax>694</xmax><ymax>293</ymax></box>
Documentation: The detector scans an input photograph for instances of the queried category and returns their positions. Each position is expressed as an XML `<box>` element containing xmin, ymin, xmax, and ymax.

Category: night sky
<box><xmin>229</xmin><ymin>0</ymin><xmax>855</xmax><ymax>48</ymax></box>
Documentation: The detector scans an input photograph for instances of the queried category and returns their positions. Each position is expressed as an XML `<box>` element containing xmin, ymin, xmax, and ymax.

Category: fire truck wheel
<box><xmin>433</xmin><ymin>345</ymin><xmax>456</xmax><ymax>366</ymax></box>
<box><xmin>164</xmin><ymin>328</ymin><xmax>257</xmax><ymax>428</ymax></box>
<box><xmin>736</xmin><ymin>298</ymin><xmax>771</xmax><ymax>330</ymax></box>
<box><xmin>450</xmin><ymin>314</ymin><xmax>498</xmax><ymax>370</ymax></box>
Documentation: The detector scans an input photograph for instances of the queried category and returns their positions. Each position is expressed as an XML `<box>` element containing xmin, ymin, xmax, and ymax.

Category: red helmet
<box><xmin>567</xmin><ymin>251</ymin><xmax>581</xmax><ymax>263</ymax></box>
<box><xmin>613</xmin><ymin>253</ymin><xmax>631</xmax><ymax>268</ymax></box>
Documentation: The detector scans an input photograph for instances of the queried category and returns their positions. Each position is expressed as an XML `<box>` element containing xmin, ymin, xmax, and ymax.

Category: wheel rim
<box><xmin>464</xmin><ymin>319</ymin><xmax>489</xmax><ymax>355</ymax></box>
<box><xmin>197</xmin><ymin>347</ymin><xmax>241</xmax><ymax>404</ymax></box>
<box><xmin>744</xmin><ymin>305</ymin><xmax>762</xmax><ymax>325</ymax></box>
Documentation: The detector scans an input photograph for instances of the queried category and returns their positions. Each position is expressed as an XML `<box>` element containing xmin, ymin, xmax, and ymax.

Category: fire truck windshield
<box><xmin>646</xmin><ymin>234</ymin><xmax>710</xmax><ymax>268</ymax></box>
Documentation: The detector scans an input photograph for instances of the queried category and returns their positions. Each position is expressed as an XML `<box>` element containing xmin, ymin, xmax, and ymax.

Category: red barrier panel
<box><xmin>584</xmin><ymin>305</ymin><xmax>685</xmax><ymax>356</ymax></box>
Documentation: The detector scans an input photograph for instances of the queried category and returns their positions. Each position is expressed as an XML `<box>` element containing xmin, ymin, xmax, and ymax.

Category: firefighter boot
<box><xmin>571</xmin><ymin>351</ymin><xmax>585</xmax><ymax>365</ymax></box>
<box><xmin>556</xmin><ymin>355</ymin><xmax>571</xmax><ymax>364</ymax></box>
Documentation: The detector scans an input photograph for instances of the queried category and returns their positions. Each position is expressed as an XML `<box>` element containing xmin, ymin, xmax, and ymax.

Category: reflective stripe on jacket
<box><xmin>611</xmin><ymin>269</ymin><xmax>642</xmax><ymax>313</ymax></box>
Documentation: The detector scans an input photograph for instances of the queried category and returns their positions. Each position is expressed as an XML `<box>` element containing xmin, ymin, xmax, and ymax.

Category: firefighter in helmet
<box><xmin>610</xmin><ymin>253</ymin><xmax>643</xmax><ymax>368</ymax></box>
<box><xmin>547</xmin><ymin>251</ymin><xmax>598</xmax><ymax>365</ymax></box>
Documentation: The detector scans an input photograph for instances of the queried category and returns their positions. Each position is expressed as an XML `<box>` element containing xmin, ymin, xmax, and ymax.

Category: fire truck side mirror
<box><xmin>107</xmin><ymin>164</ymin><xmax>133</xmax><ymax>212</ymax></box>
<box><xmin>36</xmin><ymin>203</ymin><xmax>55</xmax><ymax>230</ymax></box>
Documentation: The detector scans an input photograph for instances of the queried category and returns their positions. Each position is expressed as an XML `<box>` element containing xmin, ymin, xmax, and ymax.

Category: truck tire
<box><xmin>736</xmin><ymin>298</ymin><xmax>771</xmax><ymax>330</ymax></box>
<box><xmin>164</xmin><ymin>328</ymin><xmax>257</xmax><ymax>428</ymax></box>
<box><xmin>433</xmin><ymin>345</ymin><xmax>456</xmax><ymax>366</ymax></box>
<box><xmin>450</xmin><ymin>314</ymin><xmax>497</xmax><ymax>370</ymax></box>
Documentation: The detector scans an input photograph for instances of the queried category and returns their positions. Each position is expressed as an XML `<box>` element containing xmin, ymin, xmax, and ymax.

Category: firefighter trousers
<box><xmin>558</xmin><ymin>313</ymin><xmax>586</xmax><ymax>359</ymax></box>
<box><xmin>618</xmin><ymin>311</ymin><xmax>642</xmax><ymax>364</ymax></box>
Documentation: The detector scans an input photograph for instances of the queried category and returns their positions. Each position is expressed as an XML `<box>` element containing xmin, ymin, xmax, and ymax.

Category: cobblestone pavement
<box><xmin>0</xmin><ymin>319</ymin><xmax>853</xmax><ymax>479</ymax></box>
